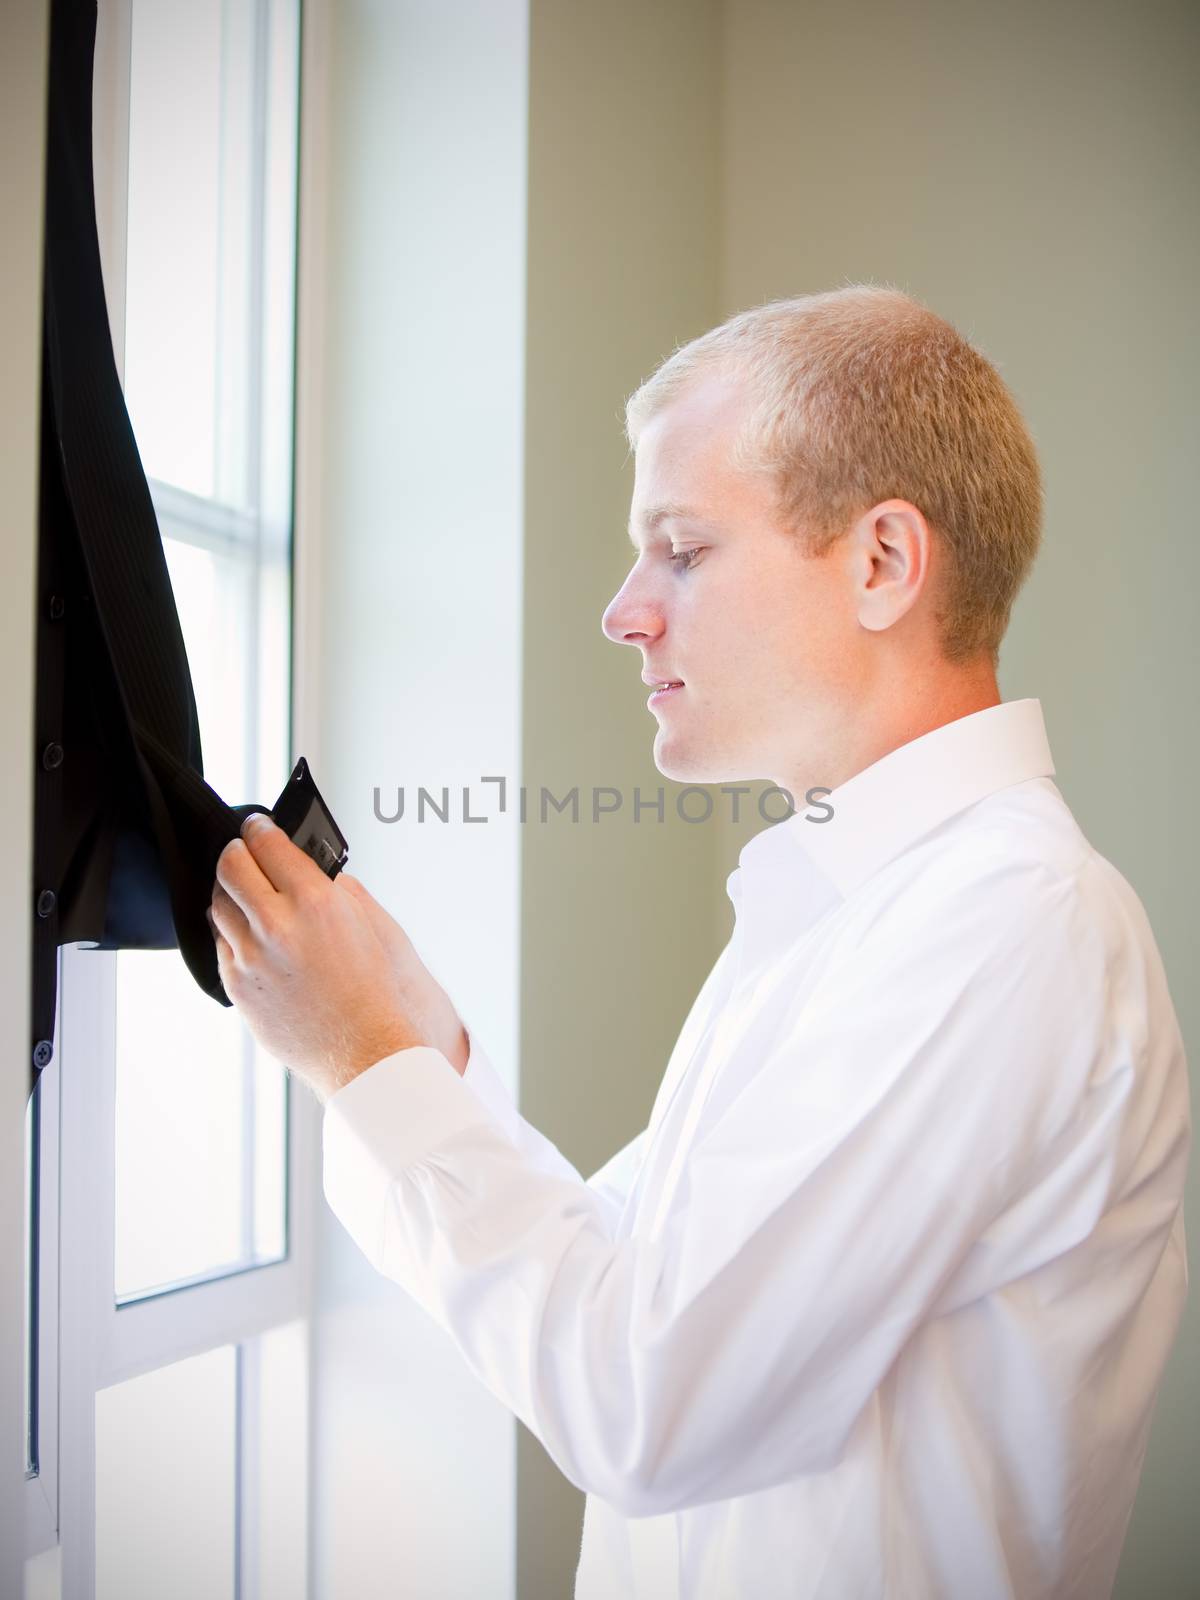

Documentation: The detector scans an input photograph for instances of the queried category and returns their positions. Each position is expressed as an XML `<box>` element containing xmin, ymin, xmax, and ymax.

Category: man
<box><xmin>209</xmin><ymin>286</ymin><xmax>1191</xmax><ymax>1598</ymax></box>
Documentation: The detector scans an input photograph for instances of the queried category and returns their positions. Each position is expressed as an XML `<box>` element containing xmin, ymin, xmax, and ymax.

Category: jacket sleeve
<box><xmin>322</xmin><ymin>858</ymin><xmax>1165</xmax><ymax>1517</ymax></box>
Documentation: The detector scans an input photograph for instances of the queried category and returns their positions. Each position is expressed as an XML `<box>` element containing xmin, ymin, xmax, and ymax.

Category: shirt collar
<box><xmin>731</xmin><ymin>698</ymin><xmax>1056</xmax><ymax>915</ymax></box>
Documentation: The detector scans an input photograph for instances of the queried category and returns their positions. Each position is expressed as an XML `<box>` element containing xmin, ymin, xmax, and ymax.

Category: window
<box><xmin>24</xmin><ymin>0</ymin><xmax>310</xmax><ymax>1589</ymax></box>
<box><xmin>115</xmin><ymin>0</ymin><xmax>295</xmax><ymax>1306</ymax></box>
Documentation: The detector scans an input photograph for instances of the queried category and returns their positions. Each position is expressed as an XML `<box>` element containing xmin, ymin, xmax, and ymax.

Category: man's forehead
<box><xmin>631</xmin><ymin>374</ymin><xmax>749</xmax><ymax>486</ymax></box>
<box><xmin>626</xmin><ymin>371</ymin><xmax>764</xmax><ymax>547</ymax></box>
<box><xmin>644</xmin><ymin>368</ymin><xmax>748</xmax><ymax>429</ymax></box>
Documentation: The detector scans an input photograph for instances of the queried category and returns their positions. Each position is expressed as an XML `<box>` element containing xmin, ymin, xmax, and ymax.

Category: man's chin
<box><xmin>652</xmin><ymin>736</ymin><xmax>755</xmax><ymax>787</ymax></box>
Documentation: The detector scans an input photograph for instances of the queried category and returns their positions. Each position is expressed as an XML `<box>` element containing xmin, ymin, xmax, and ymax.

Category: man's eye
<box><xmin>668</xmin><ymin>548</ymin><xmax>701</xmax><ymax>571</ymax></box>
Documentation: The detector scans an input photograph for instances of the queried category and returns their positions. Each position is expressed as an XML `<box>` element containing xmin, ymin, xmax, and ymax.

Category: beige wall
<box><xmin>0</xmin><ymin>2</ymin><xmax>47</xmax><ymax>1595</ymax></box>
<box><xmin>519</xmin><ymin>1</ymin><xmax>1198</xmax><ymax>1594</ymax></box>
<box><xmin>719</xmin><ymin>2</ymin><xmax>1198</xmax><ymax>1593</ymax></box>
<box><xmin>519</xmin><ymin>3</ymin><xmax>724</xmax><ymax>1590</ymax></box>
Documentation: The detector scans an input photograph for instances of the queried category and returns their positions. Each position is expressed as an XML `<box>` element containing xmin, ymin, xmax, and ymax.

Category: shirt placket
<box><xmin>642</xmin><ymin>991</ymin><xmax>751</xmax><ymax>1243</ymax></box>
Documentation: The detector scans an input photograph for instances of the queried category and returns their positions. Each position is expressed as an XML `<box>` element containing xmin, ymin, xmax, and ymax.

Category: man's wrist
<box><xmin>321</xmin><ymin>1023</ymin><xmax>423</xmax><ymax>1101</ymax></box>
<box><xmin>315</xmin><ymin>1019</ymin><xmax>468</xmax><ymax>1104</ymax></box>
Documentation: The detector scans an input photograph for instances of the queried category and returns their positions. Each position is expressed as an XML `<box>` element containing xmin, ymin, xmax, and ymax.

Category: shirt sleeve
<box><xmin>455</xmin><ymin>1017</ymin><xmax>650</xmax><ymax>1230</ymax></box>
<box><xmin>457</xmin><ymin>1022</ymin><xmax>583</xmax><ymax>1180</ymax></box>
<box><xmin>321</xmin><ymin>856</ymin><xmax>1151</xmax><ymax>1518</ymax></box>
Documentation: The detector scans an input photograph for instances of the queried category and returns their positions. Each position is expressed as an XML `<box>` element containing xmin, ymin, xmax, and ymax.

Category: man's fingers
<box><xmin>239</xmin><ymin>813</ymin><xmax>327</xmax><ymax>897</ymax></box>
<box><xmin>215</xmin><ymin>831</ymin><xmax>279</xmax><ymax>922</ymax></box>
<box><xmin>339</xmin><ymin>873</ymin><xmax>411</xmax><ymax>958</ymax></box>
<box><xmin>211</xmin><ymin>921</ymin><xmax>237</xmax><ymax>988</ymax></box>
<box><xmin>340</xmin><ymin>873</ymin><xmax>393</xmax><ymax>940</ymax></box>
<box><xmin>210</xmin><ymin>881</ymin><xmax>252</xmax><ymax>959</ymax></box>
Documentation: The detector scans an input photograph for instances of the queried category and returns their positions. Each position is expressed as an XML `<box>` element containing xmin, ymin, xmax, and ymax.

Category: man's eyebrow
<box><xmin>627</xmin><ymin>503</ymin><xmax>710</xmax><ymax>547</ymax></box>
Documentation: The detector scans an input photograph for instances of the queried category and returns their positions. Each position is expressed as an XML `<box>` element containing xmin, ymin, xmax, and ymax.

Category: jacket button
<box><xmin>42</xmin><ymin>742</ymin><xmax>64</xmax><ymax>770</ymax></box>
<box><xmin>33</xmin><ymin>1040</ymin><xmax>53</xmax><ymax>1070</ymax></box>
<box><xmin>36</xmin><ymin>889</ymin><xmax>56</xmax><ymax>918</ymax></box>
<box><xmin>48</xmin><ymin>594</ymin><xmax>65</xmax><ymax>621</ymax></box>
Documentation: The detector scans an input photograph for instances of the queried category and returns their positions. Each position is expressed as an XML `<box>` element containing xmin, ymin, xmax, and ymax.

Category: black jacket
<box><xmin>31</xmin><ymin>0</ymin><xmax>269</xmax><ymax>1095</ymax></box>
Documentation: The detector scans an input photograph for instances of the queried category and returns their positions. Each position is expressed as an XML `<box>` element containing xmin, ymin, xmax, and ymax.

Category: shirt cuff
<box><xmin>322</xmin><ymin>1045</ymin><xmax>496</xmax><ymax>1266</ymax></box>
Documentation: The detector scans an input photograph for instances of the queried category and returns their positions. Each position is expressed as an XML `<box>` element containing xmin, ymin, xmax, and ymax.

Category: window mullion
<box><xmin>23</xmin><ymin>963</ymin><xmax>61</xmax><ymax>1559</ymax></box>
<box><xmin>149</xmin><ymin>478</ymin><xmax>259</xmax><ymax>557</ymax></box>
<box><xmin>58</xmin><ymin>943</ymin><xmax>118</xmax><ymax>1599</ymax></box>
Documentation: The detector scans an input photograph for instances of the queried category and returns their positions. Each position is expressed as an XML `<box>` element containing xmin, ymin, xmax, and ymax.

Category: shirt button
<box><xmin>36</xmin><ymin>889</ymin><xmax>56</xmax><ymax>918</ymax></box>
<box><xmin>33</xmin><ymin>1040</ymin><xmax>53</xmax><ymax>1070</ymax></box>
<box><xmin>48</xmin><ymin>594</ymin><xmax>65</xmax><ymax>621</ymax></box>
<box><xmin>42</xmin><ymin>742</ymin><xmax>64</xmax><ymax>771</ymax></box>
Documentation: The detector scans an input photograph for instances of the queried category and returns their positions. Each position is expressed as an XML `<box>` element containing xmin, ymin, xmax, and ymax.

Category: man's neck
<box><xmin>778</xmin><ymin>656</ymin><xmax>1002</xmax><ymax>799</ymax></box>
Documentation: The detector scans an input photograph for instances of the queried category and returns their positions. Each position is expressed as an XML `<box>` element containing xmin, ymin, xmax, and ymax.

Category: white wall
<box><xmin>720</xmin><ymin>1</ymin><xmax>1199</xmax><ymax>1593</ymax></box>
<box><xmin>0</xmin><ymin>3</ymin><xmax>48</xmax><ymax>1597</ymax></box>
<box><xmin>306</xmin><ymin>2</ymin><xmax>529</xmax><ymax>1595</ymax></box>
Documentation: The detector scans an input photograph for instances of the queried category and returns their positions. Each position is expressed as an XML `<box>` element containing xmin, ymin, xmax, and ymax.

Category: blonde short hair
<box><xmin>624</xmin><ymin>285</ymin><xmax>1043</xmax><ymax>667</ymax></box>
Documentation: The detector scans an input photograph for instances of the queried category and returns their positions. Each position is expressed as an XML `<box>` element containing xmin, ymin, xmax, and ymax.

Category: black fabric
<box><xmin>31</xmin><ymin>0</ymin><xmax>270</xmax><ymax>1095</ymax></box>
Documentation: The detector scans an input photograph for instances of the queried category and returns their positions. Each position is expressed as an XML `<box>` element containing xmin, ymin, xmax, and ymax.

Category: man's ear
<box><xmin>852</xmin><ymin>500</ymin><xmax>932</xmax><ymax>636</ymax></box>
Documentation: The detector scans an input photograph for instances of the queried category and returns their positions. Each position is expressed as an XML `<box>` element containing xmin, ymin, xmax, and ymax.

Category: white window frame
<box><xmin>56</xmin><ymin>942</ymin><xmax>317</xmax><ymax>1595</ymax></box>
<box><xmin>24</xmin><ymin>961</ymin><xmax>60</xmax><ymax>1560</ymax></box>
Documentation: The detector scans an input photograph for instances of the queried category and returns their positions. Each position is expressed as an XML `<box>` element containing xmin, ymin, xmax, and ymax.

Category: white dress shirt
<box><xmin>323</xmin><ymin>698</ymin><xmax>1191</xmax><ymax>1599</ymax></box>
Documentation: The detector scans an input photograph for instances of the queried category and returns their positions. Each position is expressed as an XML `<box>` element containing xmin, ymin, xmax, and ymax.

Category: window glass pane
<box><xmin>122</xmin><ymin>0</ymin><xmax>224</xmax><ymax>500</ymax></box>
<box><xmin>95</xmin><ymin>1345</ymin><xmax>236</xmax><ymax>1600</ymax></box>
<box><xmin>161</xmin><ymin>536</ymin><xmax>255</xmax><ymax>800</ymax></box>
<box><xmin>114</xmin><ymin>952</ymin><xmax>286</xmax><ymax>1302</ymax></box>
<box><xmin>123</xmin><ymin>0</ymin><xmax>265</xmax><ymax>506</ymax></box>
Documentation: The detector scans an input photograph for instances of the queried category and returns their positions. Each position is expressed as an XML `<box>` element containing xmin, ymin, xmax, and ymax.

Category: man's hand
<box><xmin>209</xmin><ymin>812</ymin><xmax>469</xmax><ymax>1103</ymax></box>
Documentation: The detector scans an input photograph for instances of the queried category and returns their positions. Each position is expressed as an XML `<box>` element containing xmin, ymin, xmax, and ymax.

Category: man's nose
<box><xmin>601</xmin><ymin>576</ymin><xmax>664</xmax><ymax>648</ymax></box>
